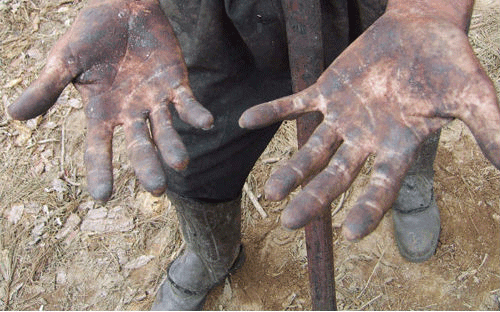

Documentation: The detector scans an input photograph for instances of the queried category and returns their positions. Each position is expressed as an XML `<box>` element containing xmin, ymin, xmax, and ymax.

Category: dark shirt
<box><xmin>157</xmin><ymin>0</ymin><xmax>387</xmax><ymax>200</ymax></box>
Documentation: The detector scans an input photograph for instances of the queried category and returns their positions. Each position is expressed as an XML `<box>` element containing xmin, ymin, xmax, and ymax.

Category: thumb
<box><xmin>8</xmin><ymin>50</ymin><xmax>75</xmax><ymax>120</ymax></box>
<box><xmin>457</xmin><ymin>73</ymin><xmax>500</xmax><ymax>169</ymax></box>
<box><xmin>239</xmin><ymin>87</ymin><xmax>318</xmax><ymax>130</ymax></box>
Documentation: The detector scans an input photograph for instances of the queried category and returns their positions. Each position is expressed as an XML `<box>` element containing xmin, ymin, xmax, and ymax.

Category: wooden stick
<box><xmin>281</xmin><ymin>0</ymin><xmax>337</xmax><ymax>309</ymax></box>
<box><xmin>357</xmin><ymin>248</ymin><xmax>386</xmax><ymax>298</ymax></box>
<box><xmin>358</xmin><ymin>294</ymin><xmax>382</xmax><ymax>310</ymax></box>
<box><xmin>332</xmin><ymin>192</ymin><xmax>346</xmax><ymax>217</ymax></box>
<box><xmin>243</xmin><ymin>182</ymin><xmax>267</xmax><ymax>219</ymax></box>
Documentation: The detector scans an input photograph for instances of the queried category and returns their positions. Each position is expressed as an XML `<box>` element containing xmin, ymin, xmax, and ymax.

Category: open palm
<box><xmin>8</xmin><ymin>0</ymin><xmax>213</xmax><ymax>201</ymax></box>
<box><xmin>240</xmin><ymin>10</ymin><xmax>500</xmax><ymax>240</ymax></box>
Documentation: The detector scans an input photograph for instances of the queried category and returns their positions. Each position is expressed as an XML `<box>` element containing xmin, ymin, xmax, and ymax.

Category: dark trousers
<box><xmin>158</xmin><ymin>0</ymin><xmax>388</xmax><ymax>201</ymax></box>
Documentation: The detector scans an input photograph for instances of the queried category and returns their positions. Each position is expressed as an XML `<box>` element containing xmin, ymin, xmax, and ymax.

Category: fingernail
<box><xmin>202</xmin><ymin>124</ymin><xmax>214</xmax><ymax>131</ymax></box>
<box><xmin>341</xmin><ymin>225</ymin><xmax>361</xmax><ymax>242</ymax></box>
<box><xmin>89</xmin><ymin>183</ymin><xmax>113</xmax><ymax>202</ymax></box>
<box><xmin>280</xmin><ymin>208</ymin><xmax>304</xmax><ymax>230</ymax></box>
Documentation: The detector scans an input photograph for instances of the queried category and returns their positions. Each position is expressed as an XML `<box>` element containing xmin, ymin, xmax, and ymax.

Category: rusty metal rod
<box><xmin>281</xmin><ymin>0</ymin><xmax>337</xmax><ymax>310</ymax></box>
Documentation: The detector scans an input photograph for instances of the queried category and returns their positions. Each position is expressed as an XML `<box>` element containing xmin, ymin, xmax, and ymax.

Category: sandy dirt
<box><xmin>0</xmin><ymin>0</ymin><xmax>499</xmax><ymax>310</ymax></box>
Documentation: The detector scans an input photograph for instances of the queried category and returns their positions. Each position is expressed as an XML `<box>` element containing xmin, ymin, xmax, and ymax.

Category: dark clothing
<box><xmin>158</xmin><ymin>0</ymin><xmax>387</xmax><ymax>201</ymax></box>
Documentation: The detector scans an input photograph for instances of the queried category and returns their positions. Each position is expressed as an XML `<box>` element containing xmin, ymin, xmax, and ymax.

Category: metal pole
<box><xmin>281</xmin><ymin>0</ymin><xmax>337</xmax><ymax>310</ymax></box>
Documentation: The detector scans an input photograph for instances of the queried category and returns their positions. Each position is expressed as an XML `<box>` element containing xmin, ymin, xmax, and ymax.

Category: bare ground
<box><xmin>0</xmin><ymin>0</ymin><xmax>499</xmax><ymax>310</ymax></box>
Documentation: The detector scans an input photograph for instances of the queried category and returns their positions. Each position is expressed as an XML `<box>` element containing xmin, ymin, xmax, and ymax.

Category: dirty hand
<box><xmin>8</xmin><ymin>0</ymin><xmax>213</xmax><ymax>201</ymax></box>
<box><xmin>239</xmin><ymin>1</ymin><xmax>500</xmax><ymax>240</ymax></box>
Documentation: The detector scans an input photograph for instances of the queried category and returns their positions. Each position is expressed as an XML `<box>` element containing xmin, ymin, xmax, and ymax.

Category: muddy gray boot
<box><xmin>152</xmin><ymin>191</ymin><xmax>244</xmax><ymax>311</ymax></box>
<box><xmin>392</xmin><ymin>131</ymin><xmax>441</xmax><ymax>263</ymax></box>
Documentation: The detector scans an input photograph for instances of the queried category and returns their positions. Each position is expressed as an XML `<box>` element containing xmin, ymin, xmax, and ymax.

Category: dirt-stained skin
<box><xmin>239</xmin><ymin>0</ymin><xmax>500</xmax><ymax>240</ymax></box>
<box><xmin>8</xmin><ymin>0</ymin><xmax>214</xmax><ymax>202</ymax></box>
<box><xmin>8</xmin><ymin>0</ymin><xmax>500</xmax><ymax>242</ymax></box>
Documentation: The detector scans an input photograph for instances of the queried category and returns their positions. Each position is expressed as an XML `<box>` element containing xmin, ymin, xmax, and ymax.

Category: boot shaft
<box><xmin>166</xmin><ymin>190</ymin><xmax>242</xmax><ymax>286</ymax></box>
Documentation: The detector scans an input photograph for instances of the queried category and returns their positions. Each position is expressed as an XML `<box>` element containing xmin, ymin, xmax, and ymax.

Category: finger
<box><xmin>281</xmin><ymin>142</ymin><xmax>370</xmax><ymax>229</ymax></box>
<box><xmin>172</xmin><ymin>86</ymin><xmax>214</xmax><ymax>130</ymax></box>
<box><xmin>265</xmin><ymin>122</ymin><xmax>342</xmax><ymax>201</ymax></box>
<box><xmin>150</xmin><ymin>103</ymin><xmax>189</xmax><ymax>171</ymax></box>
<box><xmin>84</xmin><ymin>119</ymin><xmax>114</xmax><ymax>202</ymax></box>
<box><xmin>457</xmin><ymin>76</ymin><xmax>500</xmax><ymax>169</ymax></box>
<box><xmin>239</xmin><ymin>87</ymin><xmax>321</xmax><ymax>130</ymax></box>
<box><xmin>124</xmin><ymin>118</ymin><xmax>167</xmax><ymax>196</ymax></box>
<box><xmin>8</xmin><ymin>57</ymin><xmax>74</xmax><ymax>120</ymax></box>
<box><xmin>342</xmin><ymin>148</ymin><xmax>415</xmax><ymax>241</ymax></box>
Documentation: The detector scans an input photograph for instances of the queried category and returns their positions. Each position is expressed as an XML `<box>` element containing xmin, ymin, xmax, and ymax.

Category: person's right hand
<box><xmin>8</xmin><ymin>0</ymin><xmax>214</xmax><ymax>201</ymax></box>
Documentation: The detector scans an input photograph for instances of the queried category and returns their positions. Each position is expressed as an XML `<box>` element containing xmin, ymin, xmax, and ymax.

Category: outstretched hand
<box><xmin>240</xmin><ymin>6</ymin><xmax>500</xmax><ymax>240</ymax></box>
<box><xmin>8</xmin><ymin>0</ymin><xmax>213</xmax><ymax>201</ymax></box>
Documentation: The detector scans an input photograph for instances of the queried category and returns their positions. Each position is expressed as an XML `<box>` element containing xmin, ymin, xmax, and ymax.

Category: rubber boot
<box><xmin>151</xmin><ymin>191</ymin><xmax>245</xmax><ymax>311</ymax></box>
<box><xmin>392</xmin><ymin>131</ymin><xmax>441</xmax><ymax>263</ymax></box>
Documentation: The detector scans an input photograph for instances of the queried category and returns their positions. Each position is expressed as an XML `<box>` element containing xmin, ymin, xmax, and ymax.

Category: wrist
<box><xmin>386</xmin><ymin>0</ymin><xmax>474</xmax><ymax>31</ymax></box>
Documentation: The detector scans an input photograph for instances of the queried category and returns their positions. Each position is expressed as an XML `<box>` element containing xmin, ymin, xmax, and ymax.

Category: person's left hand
<box><xmin>239</xmin><ymin>8</ymin><xmax>500</xmax><ymax>240</ymax></box>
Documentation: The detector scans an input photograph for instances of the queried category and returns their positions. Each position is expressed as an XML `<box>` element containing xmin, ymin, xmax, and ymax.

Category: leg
<box><xmin>392</xmin><ymin>130</ymin><xmax>441</xmax><ymax>262</ymax></box>
<box><xmin>152</xmin><ymin>191</ymin><xmax>244</xmax><ymax>310</ymax></box>
<box><xmin>152</xmin><ymin>1</ymin><xmax>291</xmax><ymax>309</ymax></box>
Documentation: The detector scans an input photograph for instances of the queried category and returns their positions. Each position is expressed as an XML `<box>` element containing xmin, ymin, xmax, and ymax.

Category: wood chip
<box><xmin>244</xmin><ymin>182</ymin><xmax>267</xmax><ymax>218</ymax></box>
<box><xmin>81</xmin><ymin>207</ymin><xmax>134</xmax><ymax>233</ymax></box>
<box><xmin>55</xmin><ymin>214</ymin><xmax>81</xmax><ymax>240</ymax></box>
<box><xmin>7</xmin><ymin>203</ymin><xmax>24</xmax><ymax>224</ymax></box>
<box><xmin>123</xmin><ymin>255</ymin><xmax>154</xmax><ymax>270</ymax></box>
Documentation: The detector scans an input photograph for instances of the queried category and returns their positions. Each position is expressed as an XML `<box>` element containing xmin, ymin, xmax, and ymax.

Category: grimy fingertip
<box><xmin>342</xmin><ymin>194</ymin><xmax>386</xmax><ymax>241</ymax></box>
<box><xmin>8</xmin><ymin>59</ymin><xmax>73</xmax><ymax>120</ymax></box>
<box><xmin>173</xmin><ymin>87</ymin><xmax>214</xmax><ymax>130</ymax></box>
<box><xmin>87</xmin><ymin>174</ymin><xmax>113</xmax><ymax>202</ymax></box>
<box><xmin>85</xmin><ymin>150</ymin><xmax>114</xmax><ymax>202</ymax></box>
<box><xmin>342</xmin><ymin>150</ymin><xmax>412</xmax><ymax>241</ymax></box>
<box><xmin>85</xmin><ymin>119</ymin><xmax>115</xmax><ymax>202</ymax></box>
<box><xmin>264</xmin><ymin>168</ymin><xmax>298</xmax><ymax>201</ymax></box>
<box><xmin>179</xmin><ymin>97</ymin><xmax>214</xmax><ymax>129</ymax></box>
<box><xmin>341</xmin><ymin>210</ymin><xmax>379</xmax><ymax>241</ymax></box>
<box><xmin>8</xmin><ymin>79</ymin><xmax>66</xmax><ymax>121</ymax></box>
<box><xmin>239</xmin><ymin>105</ymin><xmax>280</xmax><ymax>130</ymax></box>
<box><xmin>281</xmin><ymin>195</ymin><xmax>317</xmax><ymax>230</ymax></box>
<box><xmin>125</xmin><ymin>120</ymin><xmax>168</xmax><ymax>196</ymax></box>
<box><xmin>150</xmin><ymin>104</ymin><xmax>190</xmax><ymax>171</ymax></box>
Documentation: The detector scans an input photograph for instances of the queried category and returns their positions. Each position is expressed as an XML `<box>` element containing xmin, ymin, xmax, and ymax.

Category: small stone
<box><xmin>26</xmin><ymin>116</ymin><xmax>42</xmax><ymax>130</ymax></box>
<box><xmin>116</xmin><ymin>249</ymin><xmax>129</xmax><ymax>265</ymax></box>
<box><xmin>31</xmin><ymin>222</ymin><xmax>45</xmax><ymax>237</ymax></box>
<box><xmin>81</xmin><ymin>207</ymin><xmax>134</xmax><ymax>233</ymax></box>
<box><xmin>26</xmin><ymin>47</ymin><xmax>42</xmax><ymax>60</ymax></box>
<box><xmin>123</xmin><ymin>255</ymin><xmax>155</xmax><ymax>270</ymax></box>
<box><xmin>78</xmin><ymin>201</ymin><xmax>95</xmax><ymax>211</ymax></box>
<box><xmin>87</xmin><ymin>207</ymin><xmax>108</xmax><ymax>220</ymax></box>
<box><xmin>56</xmin><ymin>214</ymin><xmax>81</xmax><ymax>240</ymax></box>
<box><xmin>492</xmin><ymin>213</ymin><xmax>500</xmax><ymax>223</ymax></box>
<box><xmin>7</xmin><ymin>203</ymin><xmax>24</xmax><ymax>224</ymax></box>
<box><xmin>41</xmin><ymin>149</ymin><xmax>54</xmax><ymax>160</ymax></box>
<box><xmin>56</xmin><ymin>271</ymin><xmax>67</xmax><ymax>285</ymax></box>
<box><xmin>42</xmin><ymin>205</ymin><xmax>50</xmax><ymax>215</ymax></box>
<box><xmin>33</xmin><ymin>161</ymin><xmax>45</xmax><ymax>175</ymax></box>
<box><xmin>384</xmin><ymin>277</ymin><xmax>395</xmax><ymax>284</ymax></box>
<box><xmin>67</xmin><ymin>98</ymin><xmax>82</xmax><ymax>109</ymax></box>
<box><xmin>42</xmin><ymin>122</ymin><xmax>58</xmax><ymax>130</ymax></box>
<box><xmin>51</xmin><ymin>179</ymin><xmax>66</xmax><ymax>193</ymax></box>
<box><xmin>24</xmin><ymin>203</ymin><xmax>41</xmax><ymax>214</ymax></box>
<box><xmin>135</xmin><ymin>292</ymin><xmax>147</xmax><ymax>302</ymax></box>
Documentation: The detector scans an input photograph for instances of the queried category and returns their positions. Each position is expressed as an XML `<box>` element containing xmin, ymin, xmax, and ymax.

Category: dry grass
<box><xmin>0</xmin><ymin>0</ymin><xmax>499</xmax><ymax>310</ymax></box>
<box><xmin>469</xmin><ymin>0</ymin><xmax>500</xmax><ymax>91</ymax></box>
